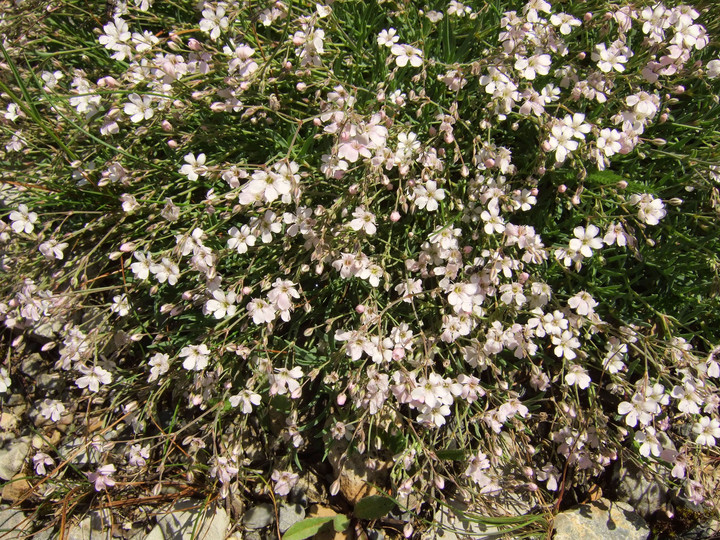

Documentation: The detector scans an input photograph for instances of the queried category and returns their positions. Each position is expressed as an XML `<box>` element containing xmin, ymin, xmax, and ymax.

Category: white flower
<box><xmin>150</xmin><ymin>258</ymin><xmax>180</xmax><ymax>285</ymax></box>
<box><xmin>0</xmin><ymin>368</ymin><xmax>10</xmax><ymax>393</ymax></box>
<box><xmin>242</xmin><ymin>169</ymin><xmax>291</xmax><ymax>204</ymax></box>
<box><xmin>636</xmin><ymin>426</ymin><xmax>663</xmax><ymax>457</ymax></box>
<box><xmin>132</xmin><ymin>30</ymin><xmax>159</xmax><ymax>53</ymax></box>
<box><xmin>39</xmin><ymin>239</ymin><xmax>69</xmax><ymax>260</ymax></box>
<box><xmin>596</xmin><ymin>128</ymin><xmax>622</xmax><ymax>158</ymax></box>
<box><xmin>148</xmin><ymin>352</ymin><xmax>170</xmax><ymax>382</ymax></box>
<box><xmin>39</xmin><ymin>399</ymin><xmax>65</xmax><ymax>422</ymax></box>
<box><xmin>480</xmin><ymin>205</ymin><xmax>505</xmax><ymax>235</ymax></box>
<box><xmin>707</xmin><ymin>59</ymin><xmax>720</xmax><ymax>79</ymax></box>
<box><xmin>348</xmin><ymin>207</ymin><xmax>377</xmax><ymax>235</ymax></box>
<box><xmin>205</xmin><ymin>290</ymin><xmax>237</xmax><ymax>319</ymax></box>
<box><xmin>390</xmin><ymin>44</ymin><xmax>423</xmax><ymax>68</ymax></box>
<box><xmin>568</xmin><ymin>291</ymin><xmax>598</xmax><ymax>316</ymax></box>
<box><xmin>179</xmin><ymin>153</ymin><xmax>207</xmax><ymax>181</ymax></box>
<box><xmin>76</xmin><ymin>365</ymin><xmax>112</xmax><ymax>393</ymax></box>
<box><xmin>693</xmin><ymin>416</ymin><xmax>720</xmax><ymax>446</ymax></box>
<box><xmin>550</xmin><ymin>13</ymin><xmax>581</xmax><ymax>35</ymax></box>
<box><xmin>199</xmin><ymin>4</ymin><xmax>229</xmax><ymax>41</ymax></box>
<box><xmin>604</xmin><ymin>223</ymin><xmax>629</xmax><ymax>247</ymax></box>
<box><xmin>179</xmin><ymin>344</ymin><xmax>210</xmax><ymax>371</ymax></box>
<box><xmin>377</xmin><ymin>28</ymin><xmax>399</xmax><ymax>47</ymax></box>
<box><xmin>569</xmin><ymin>225</ymin><xmax>603</xmax><ymax>257</ymax></box>
<box><xmin>98</xmin><ymin>17</ymin><xmax>130</xmax><ymax>47</ymax></box>
<box><xmin>41</xmin><ymin>70</ymin><xmax>64</xmax><ymax>91</ymax></box>
<box><xmin>269</xmin><ymin>367</ymin><xmax>303</xmax><ymax>397</ymax></box>
<box><xmin>413</xmin><ymin>180</ymin><xmax>445</xmax><ymax>211</ymax></box>
<box><xmin>229</xmin><ymin>389</ymin><xmax>262</xmax><ymax>413</ymax></box>
<box><xmin>227</xmin><ymin>225</ymin><xmax>256</xmax><ymax>254</ymax></box>
<box><xmin>120</xmin><ymin>194</ymin><xmax>139</xmax><ymax>212</ymax></box>
<box><xmin>630</xmin><ymin>193</ymin><xmax>666</xmax><ymax>226</ymax></box>
<box><xmin>246</xmin><ymin>298</ymin><xmax>277</xmax><ymax>324</ymax></box>
<box><xmin>592</xmin><ymin>43</ymin><xmax>627</xmax><ymax>73</ymax></box>
<box><xmin>110</xmin><ymin>294</ymin><xmax>130</xmax><ymax>317</ymax></box>
<box><xmin>267</xmin><ymin>279</ymin><xmax>300</xmax><ymax>311</ymax></box>
<box><xmin>565</xmin><ymin>364</ymin><xmax>591</xmax><ymax>389</ymax></box>
<box><xmin>272</xmin><ymin>469</ymin><xmax>299</xmax><ymax>496</ymax></box>
<box><xmin>124</xmin><ymin>94</ymin><xmax>154</xmax><ymax>123</ymax></box>
<box><xmin>546</xmin><ymin>125</ymin><xmax>578</xmax><ymax>163</ymax></box>
<box><xmin>551</xmin><ymin>330</ymin><xmax>580</xmax><ymax>360</ymax></box>
<box><xmin>130</xmin><ymin>252</ymin><xmax>152</xmax><ymax>280</ymax></box>
<box><xmin>9</xmin><ymin>204</ymin><xmax>38</xmax><ymax>234</ymax></box>
<box><xmin>514</xmin><ymin>54</ymin><xmax>551</xmax><ymax>80</ymax></box>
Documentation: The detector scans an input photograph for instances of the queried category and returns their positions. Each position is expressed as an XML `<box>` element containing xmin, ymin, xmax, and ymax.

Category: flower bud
<box><xmin>390</xmin><ymin>211</ymin><xmax>401</xmax><ymax>222</ymax></box>
<box><xmin>337</xmin><ymin>393</ymin><xmax>347</xmax><ymax>406</ymax></box>
<box><xmin>558</xmin><ymin>184</ymin><xmax>567</xmax><ymax>193</ymax></box>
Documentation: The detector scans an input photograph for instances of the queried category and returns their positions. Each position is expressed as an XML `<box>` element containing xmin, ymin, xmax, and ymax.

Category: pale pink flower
<box><xmin>271</xmin><ymin>469</ymin><xmax>299</xmax><ymax>496</ymax></box>
<box><xmin>179</xmin><ymin>344</ymin><xmax>210</xmax><ymax>371</ymax></box>
<box><xmin>390</xmin><ymin>44</ymin><xmax>423</xmax><ymax>68</ymax></box>
<box><xmin>88</xmin><ymin>464</ymin><xmax>116</xmax><ymax>491</ymax></box>
<box><xmin>348</xmin><ymin>207</ymin><xmax>377</xmax><ymax>235</ymax></box>
<box><xmin>76</xmin><ymin>365</ymin><xmax>112</xmax><ymax>393</ymax></box>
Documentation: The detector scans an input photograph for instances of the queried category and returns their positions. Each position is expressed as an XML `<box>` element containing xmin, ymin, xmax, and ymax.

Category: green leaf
<box><xmin>586</xmin><ymin>170</ymin><xmax>625</xmax><ymax>185</ymax></box>
<box><xmin>282</xmin><ymin>517</ymin><xmax>335</xmax><ymax>540</ymax></box>
<box><xmin>333</xmin><ymin>514</ymin><xmax>351</xmax><ymax>531</ymax></box>
<box><xmin>435</xmin><ymin>449</ymin><xmax>466</xmax><ymax>461</ymax></box>
<box><xmin>353</xmin><ymin>495</ymin><xmax>396</xmax><ymax>520</ymax></box>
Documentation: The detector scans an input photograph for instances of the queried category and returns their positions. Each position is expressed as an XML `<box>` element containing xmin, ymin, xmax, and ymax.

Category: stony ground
<box><xmin>1</xmin><ymin>348</ymin><xmax>719</xmax><ymax>540</ymax></box>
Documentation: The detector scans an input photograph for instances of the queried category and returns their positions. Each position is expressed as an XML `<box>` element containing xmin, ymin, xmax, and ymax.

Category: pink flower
<box><xmin>271</xmin><ymin>469</ymin><xmax>299</xmax><ymax>496</ymax></box>
<box><xmin>88</xmin><ymin>464</ymin><xmax>116</xmax><ymax>491</ymax></box>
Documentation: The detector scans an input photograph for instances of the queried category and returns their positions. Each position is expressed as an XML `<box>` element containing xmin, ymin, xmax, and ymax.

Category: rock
<box><xmin>31</xmin><ymin>320</ymin><xmax>63</xmax><ymax>341</ymax></box>
<box><xmin>553</xmin><ymin>498</ymin><xmax>650</xmax><ymax>540</ymax></box>
<box><xmin>35</xmin><ymin>374</ymin><xmax>63</xmax><ymax>393</ymax></box>
<box><xmin>611</xmin><ymin>458</ymin><xmax>669</xmax><ymax>519</ymax></box>
<box><xmin>32</xmin><ymin>525</ymin><xmax>53</xmax><ymax>540</ymax></box>
<box><xmin>1</xmin><ymin>474</ymin><xmax>32</xmax><ymax>502</ymax></box>
<box><xmin>20</xmin><ymin>353</ymin><xmax>45</xmax><ymax>378</ymax></box>
<box><xmin>291</xmin><ymin>469</ymin><xmax>326</xmax><ymax>506</ymax></box>
<box><xmin>278</xmin><ymin>503</ymin><xmax>305</xmax><ymax>533</ymax></box>
<box><xmin>0</xmin><ymin>507</ymin><xmax>32</xmax><ymax>539</ymax></box>
<box><xmin>678</xmin><ymin>518</ymin><xmax>720</xmax><ymax>539</ymax></box>
<box><xmin>424</xmin><ymin>503</ymin><xmax>508</xmax><ymax>540</ymax></box>
<box><xmin>156</xmin><ymin>499</ymin><xmax>230</xmax><ymax>540</ymax></box>
<box><xmin>65</xmin><ymin>510</ymin><xmax>113</xmax><ymax>540</ymax></box>
<box><xmin>327</xmin><ymin>442</ymin><xmax>391</xmax><ymax>505</ymax></box>
<box><xmin>243</xmin><ymin>503</ymin><xmax>274</xmax><ymax>529</ymax></box>
<box><xmin>145</xmin><ymin>525</ymin><xmax>164</xmax><ymax>540</ymax></box>
<box><xmin>0</xmin><ymin>413</ymin><xmax>18</xmax><ymax>432</ymax></box>
<box><xmin>244</xmin><ymin>531</ymin><xmax>277</xmax><ymax>540</ymax></box>
<box><xmin>0</xmin><ymin>437</ymin><xmax>30</xmax><ymax>481</ymax></box>
<box><xmin>58</xmin><ymin>437</ymin><xmax>102</xmax><ymax>467</ymax></box>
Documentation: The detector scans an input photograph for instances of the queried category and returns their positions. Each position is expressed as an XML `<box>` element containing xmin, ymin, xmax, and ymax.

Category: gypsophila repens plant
<box><xmin>1</xmin><ymin>0</ymin><xmax>720</xmax><ymax>536</ymax></box>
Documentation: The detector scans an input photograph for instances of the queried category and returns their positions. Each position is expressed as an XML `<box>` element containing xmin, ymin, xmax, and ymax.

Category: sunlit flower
<box><xmin>390</xmin><ymin>44</ymin><xmax>423</xmax><ymax>68</ymax></box>
<box><xmin>76</xmin><ymin>365</ymin><xmax>112</xmax><ymax>393</ymax></box>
